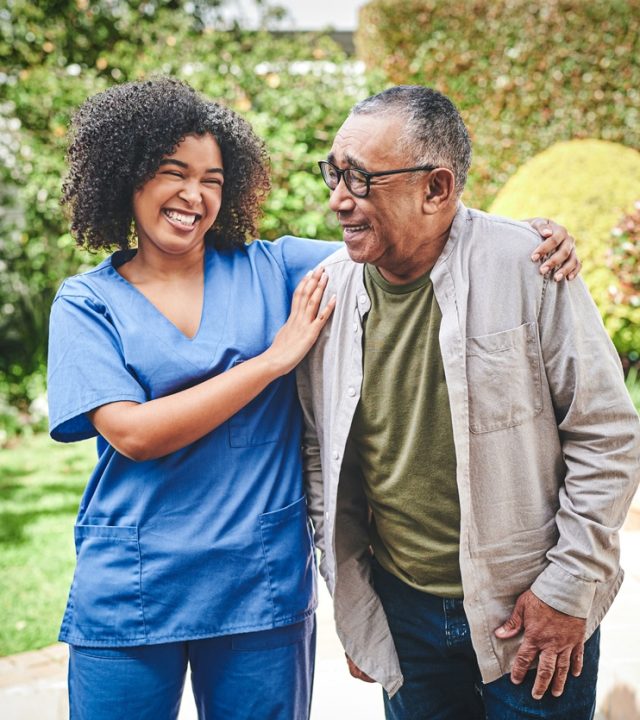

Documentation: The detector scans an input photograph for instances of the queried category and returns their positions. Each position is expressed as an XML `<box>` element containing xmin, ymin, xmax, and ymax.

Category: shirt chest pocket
<box><xmin>466</xmin><ymin>322</ymin><xmax>542</xmax><ymax>434</ymax></box>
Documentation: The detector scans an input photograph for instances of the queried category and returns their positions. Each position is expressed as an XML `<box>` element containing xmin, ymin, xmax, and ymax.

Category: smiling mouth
<box><xmin>163</xmin><ymin>209</ymin><xmax>202</xmax><ymax>228</ymax></box>
<box><xmin>342</xmin><ymin>223</ymin><xmax>370</xmax><ymax>235</ymax></box>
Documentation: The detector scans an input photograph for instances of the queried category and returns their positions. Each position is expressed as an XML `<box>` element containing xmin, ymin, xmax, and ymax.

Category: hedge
<box><xmin>355</xmin><ymin>0</ymin><xmax>640</xmax><ymax>210</ymax></box>
<box><xmin>490</xmin><ymin>140</ymin><xmax>640</xmax><ymax>359</ymax></box>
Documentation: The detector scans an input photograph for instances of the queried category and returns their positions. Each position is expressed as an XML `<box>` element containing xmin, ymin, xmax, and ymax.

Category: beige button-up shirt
<box><xmin>297</xmin><ymin>203</ymin><xmax>640</xmax><ymax>695</ymax></box>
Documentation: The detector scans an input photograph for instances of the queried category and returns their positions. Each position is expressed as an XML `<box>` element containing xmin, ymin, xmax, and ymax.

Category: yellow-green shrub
<box><xmin>356</xmin><ymin>0</ymin><xmax>640</xmax><ymax>210</ymax></box>
<box><xmin>607</xmin><ymin>203</ymin><xmax>640</xmax><ymax>361</ymax></box>
<box><xmin>489</xmin><ymin>140</ymin><xmax>640</xmax><ymax>359</ymax></box>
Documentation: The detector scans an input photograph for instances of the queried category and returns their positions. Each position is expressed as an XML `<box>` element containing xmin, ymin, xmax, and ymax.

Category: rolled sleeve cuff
<box><xmin>531</xmin><ymin>562</ymin><xmax>596</xmax><ymax>618</ymax></box>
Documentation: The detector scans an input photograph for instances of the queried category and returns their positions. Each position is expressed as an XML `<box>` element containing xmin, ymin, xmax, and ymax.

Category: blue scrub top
<box><xmin>47</xmin><ymin>236</ymin><xmax>337</xmax><ymax>647</ymax></box>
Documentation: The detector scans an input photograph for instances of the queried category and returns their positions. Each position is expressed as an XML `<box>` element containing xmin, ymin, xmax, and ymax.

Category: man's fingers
<box><xmin>345</xmin><ymin>654</ymin><xmax>375</xmax><ymax>683</ymax></box>
<box><xmin>531</xmin><ymin>650</ymin><xmax>557</xmax><ymax>700</ymax></box>
<box><xmin>570</xmin><ymin>642</ymin><xmax>585</xmax><ymax>677</ymax></box>
<box><xmin>510</xmin><ymin>642</ymin><xmax>537</xmax><ymax>684</ymax></box>
<box><xmin>495</xmin><ymin>600</ymin><xmax>524</xmax><ymax>639</ymax></box>
<box><xmin>550</xmin><ymin>649</ymin><xmax>572</xmax><ymax>697</ymax></box>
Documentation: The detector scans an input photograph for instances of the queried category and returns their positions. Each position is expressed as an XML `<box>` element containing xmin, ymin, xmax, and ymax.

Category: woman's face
<box><xmin>132</xmin><ymin>133</ymin><xmax>224</xmax><ymax>257</ymax></box>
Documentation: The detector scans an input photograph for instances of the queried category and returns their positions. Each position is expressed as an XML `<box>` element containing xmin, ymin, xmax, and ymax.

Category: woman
<box><xmin>47</xmin><ymin>77</ymin><xmax>578</xmax><ymax>720</ymax></box>
<box><xmin>48</xmin><ymin>76</ymin><xmax>336</xmax><ymax>720</ymax></box>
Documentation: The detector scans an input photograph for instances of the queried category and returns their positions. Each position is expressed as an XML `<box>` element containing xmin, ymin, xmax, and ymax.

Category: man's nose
<box><xmin>328</xmin><ymin>176</ymin><xmax>355</xmax><ymax>213</ymax></box>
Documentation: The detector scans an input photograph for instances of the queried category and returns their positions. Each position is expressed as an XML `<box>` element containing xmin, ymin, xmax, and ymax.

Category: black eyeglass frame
<box><xmin>318</xmin><ymin>159</ymin><xmax>438</xmax><ymax>198</ymax></box>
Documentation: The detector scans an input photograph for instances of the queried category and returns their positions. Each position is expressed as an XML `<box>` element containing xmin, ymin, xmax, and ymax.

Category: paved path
<box><xmin>2</xmin><ymin>505</ymin><xmax>639</xmax><ymax>720</ymax></box>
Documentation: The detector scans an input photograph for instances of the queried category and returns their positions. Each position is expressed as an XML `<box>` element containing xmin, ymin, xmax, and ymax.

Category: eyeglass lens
<box><xmin>320</xmin><ymin>162</ymin><xmax>369</xmax><ymax>197</ymax></box>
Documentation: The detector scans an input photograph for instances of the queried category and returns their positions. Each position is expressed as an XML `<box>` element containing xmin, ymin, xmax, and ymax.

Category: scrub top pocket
<box><xmin>65</xmin><ymin>524</ymin><xmax>146</xmax><ymax>644</ymax></box>
<box><xmin>259</xmin><ymin>497</ymin><xmax>317</xmax><ymax>624</ymax></box>
<box><xmin>228</xmin><ymin>359</ymin><xmax>285</xmax><ymax>447</ymax></box>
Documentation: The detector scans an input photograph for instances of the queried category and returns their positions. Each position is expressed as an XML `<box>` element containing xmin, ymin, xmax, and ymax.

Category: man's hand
<box><xmin>527</xmin><ymin>218</ymin><xmax>582</xmax><ymax>281</ymax></box>
<box><xmin>495</xmin><ymin>590</ymin><xmax>586</xmax><ymax>700</ymax></box>
<box><xmin>345</xmin><ymin>654</ymin><xmax>376</xmax><ymax>683</ymax></box>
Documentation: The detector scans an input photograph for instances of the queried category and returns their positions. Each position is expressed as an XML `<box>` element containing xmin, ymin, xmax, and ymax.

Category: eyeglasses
<box><xmin>318</xmin><ymin>159</ymin><xmax>437</xmax><ymax>199</ymax></box>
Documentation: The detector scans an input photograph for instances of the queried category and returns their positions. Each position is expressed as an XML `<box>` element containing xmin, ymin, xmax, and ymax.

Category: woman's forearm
<box><xmin>89</xmin><ymin>351</ymin><xmax>284</xmax><ymax>461</ymax></box>
<box><xmin>89</xmin><ymin>268</ymin><xmax>335</xmax><ymax>461</ymax></box>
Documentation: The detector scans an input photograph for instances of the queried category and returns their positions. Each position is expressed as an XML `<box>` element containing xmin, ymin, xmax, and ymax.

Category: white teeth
<box><xmin>165</xmin><ymin>210</ymin><xmax>197</xmax><ymax>226</ymax></box>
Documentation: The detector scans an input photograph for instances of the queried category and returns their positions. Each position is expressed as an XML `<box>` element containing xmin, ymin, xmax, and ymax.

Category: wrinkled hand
<box><xmin>265</xmin><ymin>266</ymin><xmax>336</xmax><ymax>376</ymax></box>
<box><xmin>527</xmin><ymin>218</ymin><xmax>582</xmax><ymax>281</ymax></box>
<box><xmin>346</xmin><ymin>654</ymin><xmax>376</xmax><ymax>683</ymax></box>
<box><xmin>495</xmin><ymin>589</ymin><xmax>586</xmax><ymax>700</ymax></box>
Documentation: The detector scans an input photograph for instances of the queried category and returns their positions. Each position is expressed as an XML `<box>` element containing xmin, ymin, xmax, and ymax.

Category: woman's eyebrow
<box><xmin>159</xmin><ymin>159</ymin><xmax>224</xmax><ymax>174</ymax></box>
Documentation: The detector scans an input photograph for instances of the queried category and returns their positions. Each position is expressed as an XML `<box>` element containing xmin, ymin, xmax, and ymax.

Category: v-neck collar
<box><xmin>109</xmin><ymin>249</ymin><xmax>208</xmax><ymax>342</ymax></box>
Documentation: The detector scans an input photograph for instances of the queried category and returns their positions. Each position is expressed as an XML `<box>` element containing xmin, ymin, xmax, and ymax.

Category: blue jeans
<box><xmin>68</xmin><ymin>615</ymin><xmax>315</xmax><ymax>720</ymax></box>
<box><xmin>372</xmin><ymin>560</ymin><xmax>599</xmax><ymax>720</ymax></box>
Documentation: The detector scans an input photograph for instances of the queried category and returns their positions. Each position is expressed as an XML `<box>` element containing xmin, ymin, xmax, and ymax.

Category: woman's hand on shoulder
<box><xmin>527</xmin><ymin>218</ymin><xmax>582</xmax><ymax>282</ymax></box>
<box><xmin>264</xmin><ymin>266</ymin><xmax>336</xmax><ymax>376</ymax></box>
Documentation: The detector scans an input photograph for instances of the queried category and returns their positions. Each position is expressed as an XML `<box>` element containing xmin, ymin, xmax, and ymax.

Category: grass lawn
<box><xmin>0</xmin><ymin>433</ymin><xmax>96</xmax><ymax>656</ymax></box>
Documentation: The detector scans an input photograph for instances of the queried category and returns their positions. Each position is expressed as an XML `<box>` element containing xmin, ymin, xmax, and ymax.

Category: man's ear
<box><xmin>423</xmin><ymin>168</ymin><xmax>456</xmax><ymax>213</ymax></box>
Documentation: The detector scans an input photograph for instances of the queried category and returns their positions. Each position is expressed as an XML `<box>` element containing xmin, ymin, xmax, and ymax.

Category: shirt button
<box><xmin>332</xmin><ymin>450</ymin><xmax>339</xmax><ymax>460</ymax></box>
<box><xmin>353</xmin><ymin>322</ymin><xmax>358</xmax><ymax>332</ymax></box>
<box><xmin>359</xmin><ymin>294</ymin><xmax>367</xmax><ymax>304</ymax></box>
<box><xmin>325</xmin><ymin>511</ymin><xmax>330</xmax><ymax>520</ymax></box>
<box><xmin>347</xmin><ymin>387</ymin><xmax>356</xmax><ymax>397</ymax></box>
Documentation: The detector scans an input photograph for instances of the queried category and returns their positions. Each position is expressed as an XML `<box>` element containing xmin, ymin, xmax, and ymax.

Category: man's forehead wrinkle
<box><xmin>333</xmin><ymin>115</ymin><xmax>407</xmax><ymax>172</ymax></box>
<box><xmin>330</xmin><ymin>132</ymin><xmax>372</xmax><ymax>170</ymax></box>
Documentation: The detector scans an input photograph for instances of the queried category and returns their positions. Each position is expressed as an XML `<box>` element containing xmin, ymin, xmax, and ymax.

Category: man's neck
<box><xmin>377</xmin><ymin>208</ymin><xmax>457</xmax><ymax>285</ymax></box>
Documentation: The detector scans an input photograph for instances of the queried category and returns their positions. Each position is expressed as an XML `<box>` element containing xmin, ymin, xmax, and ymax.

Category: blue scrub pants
<box><xmin>372</xmin><ymin>559</ymin><xmax>599</xmax><ymax>720</ymax></box>
<box><xmin>68</xmin><ymin>615</ymin><xmax>315</xmax><ymax>720</ymax></box>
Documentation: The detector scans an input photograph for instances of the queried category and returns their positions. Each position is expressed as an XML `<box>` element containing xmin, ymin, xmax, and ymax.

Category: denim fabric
<box><xmin>68</xmin><ymin>615</ymin><xmax>316</xmax><ymax>720</ymax></box>
<box><xmin>373</xmin><ymin>560</ymin><xmax>599</xmax><ymax>720</ymax></box>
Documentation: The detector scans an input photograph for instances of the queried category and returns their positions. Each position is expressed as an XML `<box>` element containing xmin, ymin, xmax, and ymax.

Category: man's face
<box><xmin>326</xmin><ymin>112</ymin><xmax>430</xmax><ymax>276</ymax></box>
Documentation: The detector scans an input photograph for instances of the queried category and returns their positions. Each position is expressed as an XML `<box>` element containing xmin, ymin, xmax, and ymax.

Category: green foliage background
<box><xmin>357</xmin><ymin>0</ymin><xmax>640</xmax><ymax>363</ymax></box>
<box><xmin>356</xmin><ymin>0</ymin><xmax>640</xmax><ymax>210</ymax></box>
<box><xmin>0</xmin><ymin>0</ymin><xmax>370</xmax><ymax>435</ymax></box>
<box><xmin>1</xmin><ymin>0</ymin><xmax>640</xmax><ymax>436</ymax></box>
<box><xmin>490</xmin><ymin>140</ymin><xmax>640</xmax><ymax>359</ymax></box>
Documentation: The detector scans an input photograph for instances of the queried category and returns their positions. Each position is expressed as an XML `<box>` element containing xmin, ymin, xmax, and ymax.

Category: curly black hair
<box><xmin>61</xmin><ymin>77</ymin><xmax>271</xmax><ymax>251</ymax></box>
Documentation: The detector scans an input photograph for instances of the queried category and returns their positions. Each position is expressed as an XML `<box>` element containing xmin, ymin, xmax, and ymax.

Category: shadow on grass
<box><xmin>0</xmin><ymin>478</ymin><xmax>85</xmax><ymax>545</ymax></box>
<box><xmin>0</xmin><ymin>503</ymin><xmax>81</xmax><ymax>544</ymax></box>
<box><xmin>0</xmin><ymin>465</ymin><xmax>33</xmax><ymax>481</ymax></box>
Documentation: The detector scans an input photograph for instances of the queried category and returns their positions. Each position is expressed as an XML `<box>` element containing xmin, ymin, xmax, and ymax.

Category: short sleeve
<box><xmin>47</xmin><ymin>290</ymin><xmax>147</xmax><ymax>442</ymax></box>
<box><xmin>270</xmin><ymin>236</ymin><xmax>341</xmax><ymax>293</ymax></box>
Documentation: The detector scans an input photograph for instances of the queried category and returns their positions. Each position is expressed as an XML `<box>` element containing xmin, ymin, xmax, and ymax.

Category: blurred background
<box><xmin>0</xmin><ymin>1</ymin><xmax>639</xmax><ymax>717</ymax></box>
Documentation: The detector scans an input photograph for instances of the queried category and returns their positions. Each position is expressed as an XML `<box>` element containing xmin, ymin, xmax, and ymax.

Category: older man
<box><xmin>298</xmin><ymin>86</ymin><xmax>640</xmax><ymax>720</ymax></box>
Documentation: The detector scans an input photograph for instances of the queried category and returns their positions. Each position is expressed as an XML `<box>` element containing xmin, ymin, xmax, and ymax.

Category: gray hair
<box><xmin>351</xmin><ymin>86</ymin><xmax>472</xmax><ymax>196</ymax></box>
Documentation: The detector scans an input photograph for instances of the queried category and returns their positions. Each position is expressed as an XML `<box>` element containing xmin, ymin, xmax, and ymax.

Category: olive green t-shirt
<box><xmin>347</xmin><ymin>263</ymin><xmax>462</xmax><ymax>597</ymax></box>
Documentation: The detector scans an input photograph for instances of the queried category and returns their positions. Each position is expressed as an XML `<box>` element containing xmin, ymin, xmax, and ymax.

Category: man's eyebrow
<box><xmin>325</xmin><ymin>151</ymin><xmax>366</xmax><ymax>170</ymax></box>
<box><xmin>159</xmin><ymin>159</ymin><xmax>224</xmax><ymax>174</ymax></box>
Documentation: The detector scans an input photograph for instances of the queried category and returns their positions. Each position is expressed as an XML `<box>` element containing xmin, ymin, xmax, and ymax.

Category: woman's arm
<box><xmin>89</xmin><ymin>267</ymin><xmax>336</xmax><ymax>461</ymax></box>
